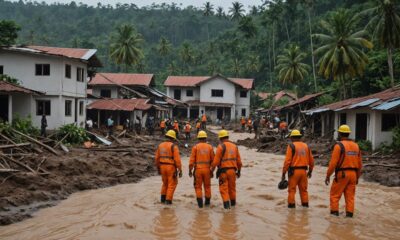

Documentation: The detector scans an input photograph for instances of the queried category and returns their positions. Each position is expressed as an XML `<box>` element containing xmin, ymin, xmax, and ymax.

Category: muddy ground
<box><xmin>0</xmin><ymin>129</ymin><xmax>220</xmax><ymax>225</ymax></box>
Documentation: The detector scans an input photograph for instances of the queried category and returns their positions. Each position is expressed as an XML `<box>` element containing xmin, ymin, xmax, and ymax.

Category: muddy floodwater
<box><xmin>0</xmin><ymin>130</ymin><xmax>399</xmax><ymax>239</ymax></box>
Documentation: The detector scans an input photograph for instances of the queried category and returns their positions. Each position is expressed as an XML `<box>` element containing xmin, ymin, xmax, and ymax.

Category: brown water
<box><xmin>0</xmin><ymin>129</ymin><xmax>399</xmax><ymax>239</ymax></box>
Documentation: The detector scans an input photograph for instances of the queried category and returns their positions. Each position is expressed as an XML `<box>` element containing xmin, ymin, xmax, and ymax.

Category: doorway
<box><xmin>0</xmin><ymin>95</ymin><xmax>9</xmax><ymax>122</ymax></box>
<box><xmin>356</xmin><ymin>113</ymin><xmax>368</xmax><ymax>140</ymax></box>
<box><xmin>217</xmin><ymin>108</ymin><xmax>223</xmax><ymax>120</ymax></box>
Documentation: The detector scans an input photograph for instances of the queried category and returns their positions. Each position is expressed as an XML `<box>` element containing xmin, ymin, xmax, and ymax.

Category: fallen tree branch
<box><xmin>0</xmin><ymin>143</ymin><xmax>31</xmax><ymax>149</ymax></box>
<box><xmin>11</xmin><ymin>129</ymin><xmax>59</xmax><ymax>155</ymax></box>
<box><xmin>0</xmin><ymin>154</ymin><xmax>37</xmax><ymax>174</ymax></box>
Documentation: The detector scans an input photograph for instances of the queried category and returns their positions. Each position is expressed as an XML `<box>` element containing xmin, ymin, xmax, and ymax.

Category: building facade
<box><xmin>0</xmin><ymin>45</ymin><xmax>101</xmax><ymax>129</ymax></box>
<box><xmin>164</xmin><ymin>75</ymin><xmax>254</xmax><ymax>121</ymax></box>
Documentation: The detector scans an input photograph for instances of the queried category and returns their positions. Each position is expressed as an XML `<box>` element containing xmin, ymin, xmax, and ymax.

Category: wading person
<box><xmin>325</xmin><ymin>125</ymin><xmax>362</xmax><ymax>218</ymax></box>
<box><xmin>173</xmin><ymin>120</ymin><xmax>179</xmax><ymax>139</ymax></box>
<box><xmin>155</xmin><ymin>130</ymin><xmax>183</xmax><ymax>205</ymax></box>
<box><xmin>41</xmin><ymin>114</ymin><xmax>47</xmax><ymax>137</ymax></box>
<box><xmin>281</xmin><ymin>130</ymin><xmax>314</xmax><ymax>208</ymax></box>
<box><xmin>184</xmin><ymin>121</ymin><xmax>191</xmax><ymax>141</ymax></box>
<box><xmin>189</xmin><ymin>131</ymin><xmax>215</xmax><ymax>208</ymax></box>
<box><xmin>201</xmin><ymin>111</ymin><xmax>207</xmax><ymax>130</ymax></box>
<box><xmin>195</xmin><ymin>120</ymin><xmax>201</xmax><ymax>134</ymax></box>
<box><xmin>107</xmin><ymin>115</ymin><xmax>114</xmax><ymax>137</ymax></box>
<box><xmin>211</xmin><ymin>130</ymin><xmax>242</xmax><ymax>209</ymax></box>
<box><xmin>279</xmin><ymin>120</ymin><xmax>288</xmax><ymax>139</ymax></box>
<box><xmin>247</xmin><ymin>118</ymin><xmax>253</xmax><ymax>133</ymax></box>
<box><xmin>240</xmin><ymin>117</ymin><xmax>246</xmax><ymax>131</ymax></box>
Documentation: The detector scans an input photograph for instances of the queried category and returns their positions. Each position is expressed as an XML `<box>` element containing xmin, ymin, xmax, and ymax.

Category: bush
<box><xmin>392</xmin><ymin>127</ymin><xmax>400</xmax><ymax>150</ymax></box>
<box><xmin>58</xmin><ymin>124</ymin><xmax>89</xmax><ymax>145</ymax></box>
<box><xmin>357</xmin><ymin>140</ymin><xmax>372</xmax><ymax>152</ymax></box>
<box><xmin>11</xmin><ymin>115</ymin><xmax>39</xmax><ymax>136</ymax></box>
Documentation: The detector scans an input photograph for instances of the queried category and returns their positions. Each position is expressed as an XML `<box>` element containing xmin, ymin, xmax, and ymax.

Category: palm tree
<box><xmin>168</xmin><ymin>61</ymin><xmax>179</xmax><ymax>75</ymax></box>
<box><xmin>229</xmin><ymin>2</ymin><xmax>245</xmax><ymax>21</ymax></box>
<box><xmin>110</xmin><ymin>24</ymin><xmax>144</xmax><ymax>72</ymax></box>
<box><xmin>276</xmin><ymin>45</ymin><xmax>310</xmax><ymax>85</ymax></box>
<box><xmin>157</xmin><ymin>37</ymin><xmax>172</xmax><ymax>67</ymax></box>
<box><xmin>203</xmin><ymin>2</ymin><xmax>214</xmax><ymax>41</ymax></box>
<box><xmin>362</xmin><ymin>0</ymin><xmax>400</xmax><ymax>87</ymax></box>
<box><xmin>216</xmin><ymin>7</ymin><xmax>224</xmax><ymax>18</ymax></box>
<box><xmin>246</xmin><ymin>55</ymin><xmax>261</xmax><ymax>74</ymax></box>
<box><xmin>250</xmin><ymin>6</ymin><xmax>259</xmax><ymax>16</ymax></box>
<box><xmin>238</xmin><ymin>16</ymin><xmax>258</xmax><ymax>38</ymax></box>
<box><xmin>314</xmin><ymin>9</ymin><xmax>373</xmax><ymax>99</ymax></box>
<box><xmin>180</xmin><ymin>42</ymin><xmax>194</xmax><ymax>73</ymax></box>
<box><xmin>231</xmin><ymin>58</ymin><xmax>242</xmax><ymax>77</ymax></box>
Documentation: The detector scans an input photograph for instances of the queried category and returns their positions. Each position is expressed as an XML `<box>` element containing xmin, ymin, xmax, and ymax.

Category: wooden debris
<box><xmin>11</xmin><ymin>129</ymin><xmax>59</xmax><ymax>155</ymax></box>
<box><xmin>0</xmin><ymin>143</ymin><xmax>31</xmax><ymax>149</ymax></box>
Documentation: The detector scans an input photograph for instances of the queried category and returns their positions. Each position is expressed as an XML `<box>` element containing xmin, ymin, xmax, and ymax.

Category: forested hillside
<box><xmin>1</xmin><ymin>0</ymin><xmax>399</xmax><ymax>102</ymax></box>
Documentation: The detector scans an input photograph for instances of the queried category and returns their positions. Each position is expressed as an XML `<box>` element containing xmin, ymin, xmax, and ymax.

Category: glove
<box><xmin>236</xmin><ymin>170</ymin><xmax>241</xmax><ymax>178</ymax></box>
<box><xmin>178</xmin><ymin>170</ymin><xmax>183</xmax><ymax>178</ymax></box>
<box><xmin>189</xmin><ymin>171</ymin><xmax>193</xmax><ymax>178</ymax></box>
<box><xmin>307</xmin><ymin>171</ymin><xmax>312</xmax><ymax>179</ymax></box>
<box><xmin>325</xmin><ymin>177</ymin><xmax>330</xmax><ymax>186</ymax></box>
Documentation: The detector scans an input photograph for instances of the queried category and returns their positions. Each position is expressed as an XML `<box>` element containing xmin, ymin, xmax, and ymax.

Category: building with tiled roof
<box><xmin>164</xmin><ymin>74</ymin><xmax>254</xmax><ymax>120</ymax></box>
<box><xmin>0</xmin><ymin>45</ymin><xmax>102</xmax><ymax>129</ymax></box>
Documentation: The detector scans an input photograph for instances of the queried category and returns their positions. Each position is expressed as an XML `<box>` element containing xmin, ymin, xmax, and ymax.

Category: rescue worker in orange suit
<box><xmin>247</xmin><ymin>118</ymin><xmax>253</xmax><ymax>133</ymax></box>
<box><xmin>281</xmin><ymin>130</ymin><xmax>314</xmax><ymax>208</ymax></box>
<box><xmin>155</xmin><ymin>130</ymin><xmax>183</xmax><ymax>204</ymax></box>
<box><xmin>173</xmin><ymin>120</ymin><xmax>179</xmax><ymax>139</ymax></box>
<box><xmin>325</xmin><ymin>125</ymin><xmax>362</xmax><ymax>218</ymax></box>
<box><xmin>160</xmin><ymin>119</ymin><xmax>166</xmax><ymax>136</ymax></box>
<box><xmin>195</xmin><ymin>120</ymin><xmax>201</xmax><ymax>134</ymax></box>
<box><xmin>211</xmin><ymin>130</ymin><xmax>242</xmax><ymax>209</ymax></box>
<box><xmin>184</xmin><ymin>122</ymin><xmax>191</xmax><ymax>141</ymax></box>
<box><xmin>279</xmin><ymin>120</ymin><xmax>288</xmax><ymax>139</ymax></box>
<box><xmin>201</xmin><ymin>111</ymin><xmax>207</xmax><ymax>130</ymax></box>
<box><xmin>189</xmin><ymin>131</ymin><xmax>215</xmax><ymax>208</ymax></box>
<box><xmin>240</xmin><ymin>117</ymin><xmax>246</xmax><ymax>131</ymax></box>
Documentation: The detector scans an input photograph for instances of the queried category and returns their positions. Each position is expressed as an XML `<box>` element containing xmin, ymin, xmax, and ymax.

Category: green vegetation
<box><xmin>0</xmin><ymin>0</ymin><xmax>399</xmax><ymax>101</ymax></box>
<box><xmin>357</xmin><ymin>139</ymin><xmax>373</xmax><ymax>152</ymax></box>
<box><xmin>58</xmin><ymin>124</ymin><xmax>89</xmax><ymax>145</ymax></box>
<box><xmin>0</xmin><ymin>115</ymin><xmax>39</xmax><ymax>142</ymax></box>
<box><xmin>0</xmin><ymin>74</ymin><xmax>20</xmax><ymax>85</ymax></box>
<box><xmin>0</xmin><ymin>19</ymin><xmax>20</xmax><ymax>46</ymax></box>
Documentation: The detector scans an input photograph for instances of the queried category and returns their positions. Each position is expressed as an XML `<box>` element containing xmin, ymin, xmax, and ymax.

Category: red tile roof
<box><xmin>27</xmin><ymin>45</ymin><xmax>94</xmax><ymax>59</ymax></box>
<box><xmin>257</xmin><ymin>91</ymin><xmax>297</xmax><ymax>101</ymax></box>
<box><xmin>164</xmin><ymin>75</ymin><xmax>254</xmax><ymax>89</ymax></box>
<box><xmin>88</xmin><ymin>73</ymin><xmax>154</xmax><ymax>87</ymax></box>
<box><xmin>0</xmin><ymin>80</ymin><xmax>43</xmax><ymax>95</ymax></box>
<box><xmin>87</xmin><ymin>98</ymin><xmax>152</xmax><ymax>111</ymax></box>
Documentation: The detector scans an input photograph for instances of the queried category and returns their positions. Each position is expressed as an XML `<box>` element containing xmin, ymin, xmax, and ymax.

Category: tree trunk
<box><xmin>308</xmin><ymin>9</ymin><xmax>317</xmax><ymax>92</ymax></box>
<box><xmin>388</xmin><ymin>47</ymin><xmax>395</xmax><ymax>88</ymax></box>
<box><xmin>284</xmin><ymin>20</ymin><xmax>290</xmax><ymax>42</ymax></box>
<box><xmin>272</xmin><ymin>22</ymin><xmax>276</xmax><ymax>68</ymax></box>
<box><xmin>206</xmin><ymin>20</ymin><xmax>210</xmax><ymax>42</ymax></box>
<box><xmin>268</xmin><ymin>38</ymin><xmax>273</xmax><ymax>92</ymax></box>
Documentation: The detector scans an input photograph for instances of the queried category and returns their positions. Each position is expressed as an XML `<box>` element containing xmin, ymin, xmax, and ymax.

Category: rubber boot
<box><xmin>302</xmin><ymin>202</ymin><xmax>309</xmax><ymax>208</ymax></box>
<box><xmin>330</xmin><ymin>211</ymin><xmax>339</xmax><ymax>216</ymax></box>
<box><xmin>165</xmin><ymin>200</ymin><xmax>172</xmax><ymax>205</ymax></box>
<box><xmin>230</xmin><ymin>200</ymin><xmax>236</xmax><ymax>207</ymax></box>
<box><xmin>223</xmin><ymin>201</ymin><xmax>231</xmax><ymax>209</ymax></box>
<box><xmin>346</xmin><ymin>212</ymin><xmax>353</xmax><ymax>218</ymax></box>
<box><xmin>161</xmin><ymin>195</ymin><xmax>166</xmax><ymax>204</ymax></box>
<box><xmin>197</xmin><ymin>198</ymin><xmax>204</xmax><ymax>208</ymax></box>
<box><xmin>205</xmin><ymin>198</ymin><xmax>211</xmax><ymax>206</ymax></box>
<box><xmin>288</xmin><ymin>203</ymin><xmax>296</xmax><ymax>208</ymax></box>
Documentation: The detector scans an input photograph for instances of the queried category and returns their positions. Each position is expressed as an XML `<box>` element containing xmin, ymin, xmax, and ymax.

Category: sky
<box><xmin>11</xmin><ymin>0</ymin><xmax>263</xmax><ymax>10</ymax></box>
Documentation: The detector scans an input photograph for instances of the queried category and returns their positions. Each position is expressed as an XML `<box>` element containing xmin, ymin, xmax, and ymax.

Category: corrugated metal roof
<box><xmin>88</xmin><ymin>73</ymin><xmax>154</xmax><ymax>87</ymax></box>
<box><xmin>87</xmin><ymin>98</ymin><xmax>151</xmax><ymax>111</ymax></box>
<box><xmin>275</xmin><ymin>92</ymin><xmax>324</xmax><ymax>111</ymax></box>
<box><xmin>0</xmin><ymin>81</ymin><xmax>43</xmax><ymax>95</ymax></box>
<box><xmin>349</xmin><ymin>98</ymin><xmax>380</xmax><ymax>109</ymax></box>
<box><xmin>164</xmin><ymin>74</ymin><xmax>254</xmax><ymax>90</ymax></box>
<box><xmin>373</xmin><ymin>98</ymin><xmax>400</xmax><ymax>110</ymax></box>
<box><xmin>305</xmin><ymin>108</ymin><xmax>330</xmax><ymax>115</ymax></box>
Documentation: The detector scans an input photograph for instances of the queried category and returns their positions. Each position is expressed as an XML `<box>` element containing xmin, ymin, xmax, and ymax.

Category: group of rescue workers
<box><xmin>158</xmin><ymin>112</ymin><xmax>208</xmax><ymax>140</ymax></box>
<box><xmin>155</xmin><ymin>122</ymin><xmax>362</xmax><ymax>218</ymax></box>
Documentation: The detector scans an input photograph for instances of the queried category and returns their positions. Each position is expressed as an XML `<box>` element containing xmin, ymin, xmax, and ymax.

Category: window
<box><xmin>100</xmin><ymin>89</ymin><xmax>111</xmax><ymax>98</ymax></box>
<box><xmin>79</xmin><ymin>101</ymin><xmax>84</xmax><ymax>116</ymax></box>
<box><xmin>211</xmin><ymin>89</ymin><xmax>224</xmax><ymax>97</ymax></box>
<box><xmin>35</xmin><ymin>64</ymin><xmax>50</xmax><ymax>76</ymax></box>
<box><xmin>77</xmin><ymin>67</ymin><xmax>85</xmax><ymax>82</ymax></box>
<box><xmin>240</xmin><ymin>90</ymin><xmax>247</xmax><ymax>98</ymax></box>
<box><xmin>65</xmin><ymin>100</ymin><xmax>72</xmax><ymax>116</ymax></box>
<box><xmin>0</xmin><ymin>65</ymin><xmax>3</xmax><ymax>75</ymax></box>
<box><xmin>241</xmin><ymin>108</ymin><xmax>246</xmax><ymax>117</ymax></box>
<box><xmin>65</xmin><ymin>64</ymin><xmax>71</xmax><ymax>79</ymax></box>
<box><xmin>186</xmin><ymin>89</ymin><xmax>193</xmax><ymax>97</ymax></box>
<box><xmin>339</xmin><ymin>113</ymin><xmax>347</xmax><ymax>125</ymax></box>
<box><xmin>381</xmin><ymin>113</ymin><xmax>400</xmax><ymax>131</ymax></box>
<box><xmin>36</xmin><ymin>100</ymin><xmax>51</xmax><ymax>116</ymax></box>
<box><xmin>174</xmin><ymin>89</ymin><xmax>181</xmax><ymax>100</ymax></box>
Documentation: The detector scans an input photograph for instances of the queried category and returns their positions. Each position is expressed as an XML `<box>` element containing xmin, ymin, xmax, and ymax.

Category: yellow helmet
<box><xmin>218</xmin><ymin>130</ymin><xmax>229</xmax><ymax>139</ymax></box>
<box><xmin>338</xmin><ymin>125</ymin><xmax>351</xmax><ymax>133</ymax></box>
<box><xmin>197</xmin><ymin>131</ymin><xmax>207</xmax><ymax>139</ymax></box>
<box><xmin>290</xmin><ymin>129</ymin><xmax>302</xmax><ymax>137</ymax></box>
<box><xmin>165</xmin><ymin>130</ymin><xmax>176</xmax><ymax>139</ymax></box>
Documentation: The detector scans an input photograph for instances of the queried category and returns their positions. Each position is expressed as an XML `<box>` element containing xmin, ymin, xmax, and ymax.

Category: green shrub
<box><xmin>377</xmin><ymin>142</ymin><xmax>393</xmax><ymax>155</ymax></box>
<box><xmin>11</xmin><ymin>115</ymin><xmax>39</xmax><ymax>136</ymax></box>
<box><xmin>357</xmin><ymin>140</ymin><xmax>372</xmax><ymax>152</ymax></box>
<box><xmin>392</xmin><ymin>127</ymin><xmax>400</xmax><ymax>150</ymax></box>
<box><xmin>58</xmin><ymin>124</ymin><xmax>89</xmax><ymax>145</ymax></box>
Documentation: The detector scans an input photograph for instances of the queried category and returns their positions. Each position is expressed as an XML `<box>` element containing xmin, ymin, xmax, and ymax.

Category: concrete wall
<box><xmin>199</xmin><ymin>77</ymin><xmax>236</xmax><ymax>104</ymax></box>
<box><xmin>166</xmin><ymin>87</ymin><xmax>199</xmax><ymax>102</ymax></box>
<box><xmin>92</xmin><ymin>86</ymin><xmax>119</xmax><ymax>98</ymax></box>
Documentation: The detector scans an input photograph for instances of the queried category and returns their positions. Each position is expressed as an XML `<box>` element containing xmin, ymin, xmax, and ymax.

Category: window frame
<box><xmin>186</xmin><ymin>89</ymin><xmax>193</xmax><ymax>97</ymax></box>
<box><xmin>339</xmin><ymin>113</ymin><xmax>347</xmax><ymax>126</ymax></box>
<box><xmin>211</xmin><ymin>89</ymin><xmax>224</xmax><ymax>97</ymax></box>
<box><xmin>35</xmin><ymin>64</ymin><xmax>50</xmax><ymax>76</ymax></box>
<box><xmin>65</xmin><ymin>100</ymin><xmax>72</xmax><ymax>116</ymax></box>
<box><xmin>0</xmin><ymin>65</ymin><xmax>3</xmax><ymax>75</ymax></box>
<box><xmin>174</xmin><ymin>89</ymin><xmax>181</xmax><ymax>100</ymax></box>
<box><xmin>100</xmin><ymin>89</ymin><xmax>111</xmax><ymax>98</ymax></box>
<box><xmin>240</xmin><ymin>90</ymin><xmax>247</xmax><ymax>98</ymax></box>
<box><xmin>381</xmin><ymin>113</ymin><xmax>399</xmax><ymax>132</ymax></box>
<box><xmin>65</xmin><ymin>64</ymin><xmax>71</xmax><ymax>79</ymax></box>
<box><xmin>76</xmin><ymin>67</ymin><xmax>85</xmax><ymax>82</ymax></box>
<box><xmin>79</xmin><ymin>101</ymin><xmax>84</xmax><ymax>116</ymax></box>
<box><xmin>241</xmin><ymin>108</ymin><xmax>246</xmax><ymax>117</ymax></box>
<box><xmin>36</xmin><ymin>100</ymin><xmax>51</xmax><ymax>116</ymax></box>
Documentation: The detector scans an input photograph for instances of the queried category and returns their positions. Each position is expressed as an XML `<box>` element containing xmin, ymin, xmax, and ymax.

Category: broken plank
<box><xmin>0</xmin><ymin>168</ymin><xmax>20</xmax><ymax>173</ymax></box>
<box><xmin>11</xmin><ymin>129</ymin><xmax>59</xmax><ymax>155</ymax></box>
<box><xmin>0</xmin><ymin>154</ymin><xmax>37</xmax><ymax>174</ymax></box>
<box><xmin>0</xmin><ymin>143</ymin><xmax>31</xmax><ymax>149</ymax></box>
<box><xmin>117</xmin><ymin>130</ymin><xmax>127</xmax><ymax>138</ymax></box>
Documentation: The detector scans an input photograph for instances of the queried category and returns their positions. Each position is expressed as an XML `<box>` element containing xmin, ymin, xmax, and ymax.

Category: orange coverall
<box><xmin>279</xmin><ymin>121</ymin><xmax>288</xmax><ymax>130</ymax></box>
<box><xmin>211</xmin><ymin>141</ymin><xmax>242</xmax><ymax>204</ymax></box>
<box><xmin>173</xmin><ymin>122</ymin><xmax>179</xmax><ymax>132</ymax></box>
<box><xmin>326</xmin><ymin>140</ymin><xmax>362</xmax><ymax>214</ymax></box>
<box><xmin>155</xmin><ymin>141</ymin><xmax>182</xmax><ymax>201</ymax></box>
<box><xmin>283</xmin><ymin>141</ymin><xmax>314</xmax><ymax>206</ymax></box>
<box><xmin>160</xmin><ymin>120</ymin><xmax>166</xmax><ymax>129</ymax></box>
<box><xmin>184</xmin><ymin>123</ymin><xmax>191</xmax><ymax>133</ymax></box>
<box><xmin>201</xmin><ymin>114</ymin><xmax>207</xmax><ymax>123</ymax></box>
<box><xmin>189</xmin><ymin>143</ymin><xmax>215</xmax><ymax>199</ymax></box>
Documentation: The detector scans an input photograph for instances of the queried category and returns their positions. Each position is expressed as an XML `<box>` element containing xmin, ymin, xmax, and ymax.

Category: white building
<box><xmin>164</xmin><ymin>74</ymin><xmax>254</xmax><ymax>121</ymax></box>
<box><xmin>305</xmin><ymin>87</ymin><xmax>400</xmax><ymax>150</ymax></box>
<box><xmin>0</xmin><ymin>45</ymin><xmax>102</xmax><ymax>129</ymax></box>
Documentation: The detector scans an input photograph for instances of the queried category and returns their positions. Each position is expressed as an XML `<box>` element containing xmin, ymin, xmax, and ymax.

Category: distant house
<box><xmin>305</xmin><ymin>87</ymin><xmax>400</xmax><ymax>149</ymax></box>
<box><xmin>256</xmin><ymin>90</ymin><xmax>297</xmax><ymax>103</ymax></box>
<box><xmin>0</xmin><ymin>45</ymin><xmax>102</xmax><ymax>129</ymax></box>
<box><xmin>87</xmin><ymin>73</ymin><xmax>183</xmax><ymax>127</ymax></box>
<box><xmin>164</xmin><ymin>74</ymin><xmax>254</xmax><ymax>121</ymax></box>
